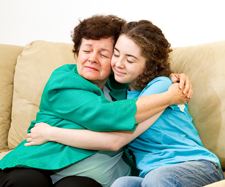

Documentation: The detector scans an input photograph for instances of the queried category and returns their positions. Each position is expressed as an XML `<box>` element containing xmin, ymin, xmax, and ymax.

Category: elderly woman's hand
<box><xmin>24</xmin><ymin>123</ymin><xmax>52</xmax><ymax>146</ymax></box>
<box><xmin>169</xmin><ymin>73</ymin><xmax>193</xmax><ymax>99</ymax></box>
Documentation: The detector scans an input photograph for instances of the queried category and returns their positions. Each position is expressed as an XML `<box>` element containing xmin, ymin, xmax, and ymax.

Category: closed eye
<box><xmin>127</xmin><ymin>59</ymin><xmax>133</xmax><ymax>63</ymax></box>
<box><xmin>101</xmin><ymin>54</ymin><xmax>109</xmax><ymax>58</ymax></box>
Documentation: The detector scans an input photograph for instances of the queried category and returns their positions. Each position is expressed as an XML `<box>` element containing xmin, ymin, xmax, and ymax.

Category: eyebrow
<box><xmin>84</xmin><ymin>44</ymin><xmax>111</xmax><ymax>53</ymax></box>
<box><xmin>101</xmin><ymin>48</ymin><xmax>111</xmax><ymax>53</ymax></box>
<box><xmin>114</xmin><ymin>47</ymin><xmax>138</xmax><ymax>60</ymax></box>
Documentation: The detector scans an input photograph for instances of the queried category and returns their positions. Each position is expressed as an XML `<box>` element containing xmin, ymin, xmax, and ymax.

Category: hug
<box><xmin>0</xmin><ymin>14</ymin><xmax>225</xmax><ymax>187</ymax></box>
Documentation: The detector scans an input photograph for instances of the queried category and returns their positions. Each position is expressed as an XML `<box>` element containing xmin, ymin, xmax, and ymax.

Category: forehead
<box><xmin>81</xmin><ymin>38</ymin><xmax>114</xmax><ymax>51</ymax></box>
<box><xmin>115</xmin><ymin>35</ymin><xmax>142</xmax><ymax>56</ymax></box>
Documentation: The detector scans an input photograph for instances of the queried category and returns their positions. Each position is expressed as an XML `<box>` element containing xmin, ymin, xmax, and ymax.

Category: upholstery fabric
<box><xmin>8</xmin><ymin>41</ymin><xmax>76</xmax><ymax>149</ymax></box>
<box><xmin>170</xmin><ymin>41</ymin><xmax>225</xmax><ymax>168</ymax></box>
<box><xmin>1</xmin><ymin>40</ymin><xmax>225</xmax><ymax>186</ymax></box>
<box><xmin>0</xmin><ymin>44</ymin><xmax>24</xmax><ymax>152</ymax></box>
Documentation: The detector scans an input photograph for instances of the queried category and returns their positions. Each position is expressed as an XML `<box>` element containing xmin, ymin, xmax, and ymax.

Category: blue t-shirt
<box><xmin>127</xmin><ymin>77</ymin><xmax>220</xmax><ymax>178</ymax></box>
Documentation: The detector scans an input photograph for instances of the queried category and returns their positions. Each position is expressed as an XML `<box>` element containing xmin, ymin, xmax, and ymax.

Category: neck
<box><xmin>128</xmin><ymin>82</ymin><xmax>139</xmax><ymax>91</ymax></box>
<box><xmin>91</xmin><ymin>80</ymin><xmax>107</xmax><ymax>92</ymax></box>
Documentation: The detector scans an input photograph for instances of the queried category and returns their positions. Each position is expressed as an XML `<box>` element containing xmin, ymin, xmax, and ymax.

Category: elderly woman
<box><xmin>0</xmin><ymin>15</ymin><xmax>191</xmax><ymax>187</ymax></box>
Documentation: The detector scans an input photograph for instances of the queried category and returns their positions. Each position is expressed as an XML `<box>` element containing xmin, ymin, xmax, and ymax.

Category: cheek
<box><xmin>111</xmin><ymin>56</ymin><xmax>116</xmax><ymax>67</ymax></box>
<box><xmin>77</xmin><ymin>54</ymin><xmax>85</xmax><ymax>64</ymax></box>
<box><xmin>76</xmin><ymin>55</ymin><xmax>86</xmax><ymax>75</ymax></box>
<box><xmin>104</xmin><ymin>61</ymin><xmax>112</xmax><ymax>73</ymax></box>
<box><xmin>129</xmin><ymin>66</ymin><xmax>142</xmax><ymax>79</ymax></box>
<box><xmin>76</xmin><ymin>59</ymin><xmax>82</xmax><ymax>73</ymax></box>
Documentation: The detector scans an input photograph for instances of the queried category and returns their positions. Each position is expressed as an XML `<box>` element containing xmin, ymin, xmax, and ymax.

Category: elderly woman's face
<box><xmin>77</xmin><ymin>37</ymin><xmax>114</xmax><ymax>89</ymax></box>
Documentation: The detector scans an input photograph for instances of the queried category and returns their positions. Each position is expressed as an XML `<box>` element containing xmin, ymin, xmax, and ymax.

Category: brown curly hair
<box><xmin>71</xmin><ymin>14</ymin><xmax>126</xmax><ymax>56</ymax></box>
<box><xmin>121</xmin><ymin>20</ymin><xmax>173</xmax><ymax>89</ymax></box>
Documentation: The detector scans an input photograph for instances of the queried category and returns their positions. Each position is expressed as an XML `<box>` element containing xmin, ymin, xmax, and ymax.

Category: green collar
<box><xmin>106</xmin><ymin>74</ymin><xmax>128</xmax><ymax>101</ymax></box>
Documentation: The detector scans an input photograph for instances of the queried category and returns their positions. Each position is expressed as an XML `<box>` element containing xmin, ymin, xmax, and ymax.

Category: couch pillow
<box><xmin>8</xmin><ymin>41</ymin><xmax>76</xmax><ymax>149</ymax></box>
<box><xmin>170</xmin><ymin>41</ymin><xmax>225</xmax><ymax>169</ymax></box>
<box><xmin>0</xmin><ymin>44</ymin><xmax>24</xmax><ymax>152</ymax></box>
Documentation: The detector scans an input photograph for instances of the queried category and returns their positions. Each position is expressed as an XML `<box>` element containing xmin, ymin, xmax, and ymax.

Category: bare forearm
<box><xmin>135</xmin><ymin>83</ymin><xmax>188</xmax><ymax>124</ymax></box>
<box><xmin>49</xmin><ymin>127</ymin><xmax>117</xmax><ymax>150</ymax></box>
<box><xmin>49</xmin><ymin>111</ymin><xmax>163</xmax><ymax>151</ymax></box>
<box><xmin>135</xmin><ymin>92</ymin><xmax>170</xmax><ymax>124</ymax></box>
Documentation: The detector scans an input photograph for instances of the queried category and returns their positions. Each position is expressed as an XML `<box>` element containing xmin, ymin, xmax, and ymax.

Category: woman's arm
<box><xmin>45</xmin><ymin>66</ymin><xmax>188</xmax><ymax>132</ymax></box>
<box><xmin>25</xmin><ymin>111</ymin><xmax>163</xmax><ymax>151</ymax></box>
<box><xmin>25</xmin><ymin>83</ymin><xmax>186</xmax><ymax>149</ymax></box>
<box><xmin>25</xmin><ymin>78</ymin><xmax>190</xmax><ymax>149</ymax></box>
<box><xmin>135</xmin><ymin>83</ymin><xmax>188</xmax><ymax>123</ymax></box>
<box><xmin>135</xmin><ymin>73</ymin><xmax>192</xmax><ymax>123</ymax></box>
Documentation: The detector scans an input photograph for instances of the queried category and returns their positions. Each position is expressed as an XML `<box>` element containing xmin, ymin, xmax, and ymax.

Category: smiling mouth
<box><xmin>114</xmin><ymin>69</ymin><xmax>126</xmax><ymax>75</ymax></box>
<box><xmin>85</xmin><ymin>66</ymin><xmax>99</xmax><ymax>71</ymax></box>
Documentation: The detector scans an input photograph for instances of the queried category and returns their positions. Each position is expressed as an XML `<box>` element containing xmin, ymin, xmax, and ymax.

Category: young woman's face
<box><xmin>111</xmin><ymin>34</ymin><xmax>146</xmax><ymax>89</ymax></box>
<box><xmin>77</xmin><ymin>37</ymin><xmax>114</xmax><ymax>89</ymax></box>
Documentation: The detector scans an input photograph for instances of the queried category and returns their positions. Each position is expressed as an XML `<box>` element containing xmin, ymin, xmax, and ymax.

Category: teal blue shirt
<box><xmin>0</xmin><ymin>64</ymin><xmax>138</xmax><ymax>170</ymax></box>
<box><xmin>127</xmin><ymin>77</ymin><xmax>220</xmax><ymax>177</ymax></box>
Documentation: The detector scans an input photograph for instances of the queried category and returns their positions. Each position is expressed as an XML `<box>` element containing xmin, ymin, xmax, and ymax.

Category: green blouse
<box><xmin>0</xmin><ymin>64</ymin><xmax>138</xmax><ymax>170</ymax></box>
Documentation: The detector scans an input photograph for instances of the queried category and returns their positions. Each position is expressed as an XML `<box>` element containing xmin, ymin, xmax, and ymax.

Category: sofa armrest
<box><xmin>0</xmin><ymin>44</ymin><xmax>24</xmax><ymax>152</ymax></box>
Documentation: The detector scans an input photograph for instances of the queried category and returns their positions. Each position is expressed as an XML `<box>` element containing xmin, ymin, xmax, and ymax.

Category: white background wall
<box><xmin>0</xmin><ymin>0</ymin><xmax>225</xmax><ymax>47</ymax></box>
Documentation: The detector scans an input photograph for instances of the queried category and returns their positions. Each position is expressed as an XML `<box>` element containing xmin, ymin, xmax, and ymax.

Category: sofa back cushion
<box><xmin>170</xmin><ymin>41</ymin><xmax>225</xmax><ymax>169</ymax></box>
<box><xmin>8</xmin><ymin>41</ymin><xmax>76</xmax><ymax>149</ymax></box>
<box><xmin>0</xmin><ymin>44</ymin><xmax>24</xmax><ymax>152</ymax></box>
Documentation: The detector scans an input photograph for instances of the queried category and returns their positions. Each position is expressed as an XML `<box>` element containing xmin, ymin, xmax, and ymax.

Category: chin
<box><xmin>115</xmin><ymin>77</ymin><xmax>127</xmax><ymax>84</ymax></box>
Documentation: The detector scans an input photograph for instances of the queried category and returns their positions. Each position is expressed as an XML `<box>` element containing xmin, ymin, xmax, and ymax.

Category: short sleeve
<box><xmin>140</xmin><ymin>77</ymin><xmax>173</xmax><ymax>97</ymax></box>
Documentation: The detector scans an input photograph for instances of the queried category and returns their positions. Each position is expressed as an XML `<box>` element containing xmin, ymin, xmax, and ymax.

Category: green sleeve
<box><xmin>42</xmin><ymin>65</ymin><xmax>138</xmax><ymax>132</ymax></box>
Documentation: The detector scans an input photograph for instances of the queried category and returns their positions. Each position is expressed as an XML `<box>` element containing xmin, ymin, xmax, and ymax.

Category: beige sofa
<box><xmin>0</xmin><ymin>40</ymin><xmax>225</xmax><ymax>186</ymax></box>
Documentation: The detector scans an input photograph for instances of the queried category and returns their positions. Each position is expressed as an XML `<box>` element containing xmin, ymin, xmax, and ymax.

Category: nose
<box><xmin>88</xmin><ymin>51</ymin><xmax>98</xmax><ymax>63</ymax></box>
<box><xmin>115</xmin><ymin>57</ymin><xmax>125</xmax><ymax>69</ymax></box>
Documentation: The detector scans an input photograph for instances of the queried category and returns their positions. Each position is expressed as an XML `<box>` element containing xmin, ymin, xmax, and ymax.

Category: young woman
<box><xmin>110</xmin><ymin>20</ymin><xmax>224</xmax><ymax>187</ymax></box>
<box><xmin>26</xmin><ymin>20</ymin><xmax>224</xmax><ymax>187</ymax></box>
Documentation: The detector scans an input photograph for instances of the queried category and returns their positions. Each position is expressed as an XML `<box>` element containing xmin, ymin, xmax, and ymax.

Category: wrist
<box><xmin>164</xmin><ymin>91</ymin><xmax>174</xmax><ymax>106</ymax></box>
<box><xmin>48</xmin><ymin>126</ymin><xmax>57</xmax><ymax>142</ymax></box>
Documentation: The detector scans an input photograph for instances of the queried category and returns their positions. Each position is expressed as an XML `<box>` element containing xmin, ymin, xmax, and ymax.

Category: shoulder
<box><xmin>46</xmin><ymin>64</ymin><xmax>96</xmax><ymax>92</ymax></box>
<box><xmin>49</xmin><ymin>64</ymin><xmax>78</xmax><ymax>80</ymax></box>
<box><xmin>149</xmin><ymin>76</ymin><xmax>172</xmax><ymax>86</ymax></box>
<box><xmin>52</xmin><ymin>64</ymin><xmax>78</xmax><ymax>75</ymax></box>
<box><xmin>140</xmin><ymin>76</ymin><xmax>173</xmax><ymax>96</ymax></box>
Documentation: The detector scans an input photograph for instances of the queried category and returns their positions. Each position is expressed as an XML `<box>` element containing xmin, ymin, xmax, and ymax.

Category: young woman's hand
<box><xmin>167</xmin><ymin>83</ymin><xmax>189</xmax><ymax>105</ymax></box>
<box><xmin>24</xmin><ymin>123</ymin><xmax>52</xmax><ymax>146</ymax></box>
<box><xmin>169</xmin><ymin>73</ymin><xmax>193</xmax><ymax>99</ymax></box>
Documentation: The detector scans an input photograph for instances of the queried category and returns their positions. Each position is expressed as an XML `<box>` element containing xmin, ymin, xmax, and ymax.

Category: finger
<box><xmin>179</xmin><ymin>79</ymin><xmax>184</xmax><ymax>90</ymax></box>
<box><xmin>27</xmin><ymin>138</ymin><xmax>32</xmax><ymax>142</ymax></box>
<box><xmin>180</xmin><ymin>73</ymin><xmax>191</xmax><ymax>91</ymax></box>
<box><xmin>187</xmin><ymin>88</ymin><xmax>193</xmax><ymax>99</ymax></box>
<box><xmin>27</xmin><ymin>133</ymin><xmax>31</xmax><ymax>138</ymax></box>
<box><xmin>170</xmin><ymin>74</ymin><xmax>179</xmax><ymax>83</ymax></box>
<box><xmin>35</xmin><ymin>123</ymin><xmax>40</xmax><ymax>127</ymax></box>
<box><xmin>24</xmin><ymin>142</ymin><xmax>30</xmax><ymax>146</ymax></box>
<box><xmin>24</xmin><ymin>142</ymin><xmax>34</xmax><ymax>146</ymax></box>
<box><xmin>186</xmin><ymin>84</ymin><xmax>192</xmax><ymax>99</ymax></box>
<box><xmin>182</xmin><ymin>78</ymin><xmax>190</xmax><ymax>94</ymax></box>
